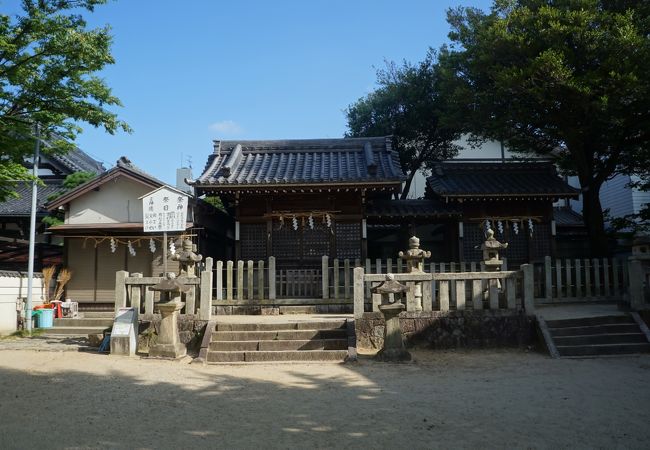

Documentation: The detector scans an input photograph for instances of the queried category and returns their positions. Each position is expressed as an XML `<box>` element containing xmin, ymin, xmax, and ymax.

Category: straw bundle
<box><xmin>42</xmin><ymin>265</ymin><xmax>56</xmax><ymax>304</ymax></box>
<box><xmin>54</xmin><ymin>268</ymin><xmax>72</xmax><ymax>302</ymax></box>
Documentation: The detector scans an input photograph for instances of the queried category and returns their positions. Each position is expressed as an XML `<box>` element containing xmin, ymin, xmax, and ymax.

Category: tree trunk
<box><xmin>400</xmin><ymin>170</ymin><xmax>417</xmax><ymax>200</ymax></box>
<box><xmin>581</xmin><ymin>185</ymin><xmax>610</xmax><ymax>257</ymax></box>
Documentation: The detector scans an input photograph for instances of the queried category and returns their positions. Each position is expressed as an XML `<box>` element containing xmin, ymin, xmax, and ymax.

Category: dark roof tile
<box><xmin>366</xmin><ymin>199</ymin><xmax>461</xmax><ymax>218</ymax></box>
<box><xmin>195</xmin><ymin>137</ymin><xmax>405</xmax><ymax>187</ymax></box>
<box><xmin>427</xmin><ymin>162</ymin><xmax>579</xmax><ymax>198</ymax></box>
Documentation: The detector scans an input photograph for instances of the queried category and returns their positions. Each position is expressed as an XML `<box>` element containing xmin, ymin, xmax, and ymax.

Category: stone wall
<box><xmin>214</xmin><ymin>304</ymin><xmax>353</xmax><ymax>315</ymax></box>
<box><xmin>355</xmin><ymin>310</ymin><xmax>537</xmax><ymax>350</ymax></box>
<box><xmin>137</xmin><ymin>314</ymin><xmax>207</xmax><ymax>356</ymax></box>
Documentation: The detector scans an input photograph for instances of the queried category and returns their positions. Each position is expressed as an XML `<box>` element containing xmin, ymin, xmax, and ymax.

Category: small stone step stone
<box><xmin>544</xmin><ymin>314</ymin><xmax>650</xmax><ymax>358</ymax></box>
<box><xmin>207</xmin><ymin>350</ymin><xmax>349</xmax><ymax>363</ymax></box>
<box><xmin>206</xmin><ymin>319</ymin><xmax>352</xmax><ymax>363</ymax></box>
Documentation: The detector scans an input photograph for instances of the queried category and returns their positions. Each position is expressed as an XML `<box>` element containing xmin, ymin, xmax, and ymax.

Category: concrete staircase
<box><xmin>42</xmin><ymin>315</ymin><xmax>112</xmax><ymax>337</ymax></box>
<box><xmin>205</xmin><ymin>320</ymin><xmax>351</xmax><ymax>363</ymax></box>
<box><xmin>540</xmin><ymin>314</ymin><xmax>650</xmax><ymax>358</ymax></box>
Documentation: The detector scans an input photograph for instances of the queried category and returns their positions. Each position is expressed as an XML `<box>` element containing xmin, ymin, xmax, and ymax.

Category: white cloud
<box><xmin>209</xmin><ymin>120</ymin><xmax>243</xmax><ymax>135</ymax></box>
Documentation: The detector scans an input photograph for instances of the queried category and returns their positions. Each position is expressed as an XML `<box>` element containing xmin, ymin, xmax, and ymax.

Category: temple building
<box><xmin>191</xmin><ymin>137</ymin><xmax>580</xmax><ymax>268</ymax></box>
<box><xmin>190</xmin><ymin>137</ymin><xmax>404</xmax><ymax>269</ymax></box>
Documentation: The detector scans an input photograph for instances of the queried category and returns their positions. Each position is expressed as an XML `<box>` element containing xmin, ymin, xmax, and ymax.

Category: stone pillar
<box><xmin>149</xmin><ymin>301</ymin><xmax>186</xmax><ymax>359</ymax></box>
<box><xmin>376</xmin><ymin>303</ymin><xmax>410</xmax><ymax>362</ymax></box>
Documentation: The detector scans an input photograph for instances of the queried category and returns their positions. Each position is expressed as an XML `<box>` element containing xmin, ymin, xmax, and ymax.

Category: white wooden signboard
<box><xmin>141</xmin><ymin>186</ymin><xmax>189</xmax><ymax>232</ymax></box>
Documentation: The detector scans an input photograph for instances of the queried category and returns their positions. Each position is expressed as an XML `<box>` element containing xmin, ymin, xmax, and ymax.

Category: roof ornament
<box><xmin>221</xmin><ymin>143</ymin><xmax>243</xmax><ymax>177</ymax></box>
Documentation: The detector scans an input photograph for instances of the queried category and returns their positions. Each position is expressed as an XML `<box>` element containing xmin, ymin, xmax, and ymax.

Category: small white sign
<box><xmin>141</xmin><ymin>186</ymin><xmax>189</xmax><ymax>232</ymax></box>
<box><xmin>112</xmin><ymin>322</ymin><xmax>132</xmax><ymax>336</ymax></box>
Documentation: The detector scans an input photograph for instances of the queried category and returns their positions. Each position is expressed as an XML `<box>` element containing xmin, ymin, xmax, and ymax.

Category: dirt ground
<box><xmin>0</xmin><ymin>344</ymin><xmax>649</xmax><ymax>449</ymax></box>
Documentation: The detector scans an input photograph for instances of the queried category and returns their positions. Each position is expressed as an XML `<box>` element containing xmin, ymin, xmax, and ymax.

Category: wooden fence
<box><xmin>114</xmin><ymin>255</ymin><xmax>646</xmax><ymax>319</ymax></box>
<box><xmin>533</xmin><ymin>256</ymin><xmax>629</xmax><ymax>303</ymax></box>
<box><xmin>352</xmin><ymin>265</ymin><xmax>535</xmax><ymax>319</ymax></box>
<box><xmin>210</xmin><ymin>256</ymin><xmax>508</xmax><ymax>302</ymax></box>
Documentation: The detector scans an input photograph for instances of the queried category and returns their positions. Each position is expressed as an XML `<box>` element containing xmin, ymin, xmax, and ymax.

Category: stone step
<box><xmin>278</xmin><ymin>306</ymin><xmax>320</xmax><ymax>314</ymax></box>
<box><xmin>550</xmin><ymin>323</ymin><xmax>641</xmax><ymax>337</ymax></box>
<box><xmin>206</xmin><ymin>349</ymin><xmax>349</xmax><ymax>363</ymax></box>
<box><xmin>546</xmin><ymin>315</ymin><xmax>633</xmax><ymax>329</ymax></box>
<box><xmin>80</xmin><ymin>311</ymin><xmax>114</xmax><ymax>318</ymax></box>
<box><xmin>41</xmin><ymin>326</ymin><xmax>109</xmax><ymax>336</ymax></box>
<box><xmin>210</xmin><ymin>339</ymin><xmax>348</xmax><ymax>352</ymax></box>
<box><xmin>215</xmin><ymin>321</ymin><xmax>346</xmax><ymax>332</ymax></box>
<box><xmin>212</xmin><ymin>329</ymin><xmax>347</xmax><ymax>342</ymax></box>
<box><xmin>53</xmin><ymin>318</ymin><xmax>113</xmax><ymax>327</ymax></box>
<box><xmin>554</xmin><ymin>333</ymin><xmax>648</xmax><ymax>346</ymax></box>
<box><xmin>556</xmin><ymin>342</ymin><xmax>650</xmax><ymax>357</ymax></box>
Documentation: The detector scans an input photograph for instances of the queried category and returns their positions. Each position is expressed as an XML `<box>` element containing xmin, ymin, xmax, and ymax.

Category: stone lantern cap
<box><xmin>371</xmin><ymin>274</ymin><xmax>409</xmax><ymax>295</ymax></box>
<box><xmin>149</xmin><ymin>273</ymin><xmax>191</xmax><ymax>293</ymax></box>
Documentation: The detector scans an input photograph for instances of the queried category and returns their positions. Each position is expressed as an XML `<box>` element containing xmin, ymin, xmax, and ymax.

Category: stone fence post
<box><xmin>199</xmin><ymin>257</ymin><xmax>213</xmax><ymax>320</ymax></box>
<box><xmin>268</xmin><ymin>256</ymin><xmax>276</xmax><ymax>300</ymax></box>
<box><xmin>521</xmin><ymin>264</ymin><xmax>535</xmax><ymax>315</ymax></box>
<box><xmin>322</xmin><ymin>255</ymin><xmax>329</xmax><ymax>300</ymax></box>
<box><xmin>114</xmin><ymin>270</ymin><xmax>128</xmax><ymax>314</ymax></box>
<box><xmin>628</xmin><ymin>259</ymin><xmax>646</xmax><ymax>310</ymax></box>
<box><xmin>353</xmin><ymin>267</ymin><xmax>364</xmax><ymax>319</ymax></box>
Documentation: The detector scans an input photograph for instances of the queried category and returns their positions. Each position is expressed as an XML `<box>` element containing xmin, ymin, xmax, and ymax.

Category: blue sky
<box><xmin>8</xmin><ymin>0</ymin><xmax>493</xmax><ymax>183</ymax></box>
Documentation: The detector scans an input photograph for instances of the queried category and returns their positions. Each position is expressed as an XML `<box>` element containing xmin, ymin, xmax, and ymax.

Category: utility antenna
<box><xmin>186</xmin><ymin>155</ymin><xmax>192</xmax><ymax>170</ymax></box>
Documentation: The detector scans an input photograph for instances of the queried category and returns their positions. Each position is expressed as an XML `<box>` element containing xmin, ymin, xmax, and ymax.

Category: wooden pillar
<box><xmin>361</xmin><ymin>218</ymin><xmax>368</xmax><ymax>261</ymax></box>
<box><xmin>458</xmin><ymin>221</ymin><xmax>464</xmax><ymax>263</ymax></box>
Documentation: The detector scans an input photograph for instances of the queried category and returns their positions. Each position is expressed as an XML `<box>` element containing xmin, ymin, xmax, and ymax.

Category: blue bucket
<box><xmin>36</xmin><ymin>308</ymin><xmax>54</xmax><ymax>328</ymax></box>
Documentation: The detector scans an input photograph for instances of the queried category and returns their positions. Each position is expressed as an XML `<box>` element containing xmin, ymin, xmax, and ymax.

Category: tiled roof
<box><xmin>427</xmin><ymin>162</ymin><xmax>580</xmax><ymax>199</ymax></box>
<box><xmin>194</xmin><ymin>137</ymin><xmax>405</xmax><ymax>188</ymax></box>
<box><xmin>553</xmin><ymin>207</ymin><xmax>585</xmax><ymax>227</ymax></box>
<box><xmin>46</xmin><ymin>156</ymin><xmax>167</xmax><ymax>210</ymax></box>
<box><xmin>0</xmin><ymin>145</ymin><xmax>104</xmax><ymax>218</ymax></box>
<box><xmin>50</xmin><ymin>147</ymin><xmax>105</xmax><ymax>174</ymax></box>
<box><xmin>366</xmin><ymin>199</ymin><xmax>460</xmax><ymax>218</ymax></box>
<box><xmin>0</xmin><ymin>180</ymin><xmax>65</xmax><ymax>216</ymax></box>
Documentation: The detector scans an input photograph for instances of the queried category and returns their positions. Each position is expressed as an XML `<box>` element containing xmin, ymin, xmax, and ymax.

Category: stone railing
<box><xmin>352</xmin><ymin>265</ymin><xmax>535</xmax><ymax>319</ymax></box>
<box><xmin>114</xmin><ymin>257</ymin><xmax>213</xmax><ymax>320</ymax></box>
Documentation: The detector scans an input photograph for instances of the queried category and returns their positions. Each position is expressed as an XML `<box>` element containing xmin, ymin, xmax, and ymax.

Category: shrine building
<box><xmin>191</xmin><ymin>137</ymin><xmax>580</xmax><ymax>269</ymax></box>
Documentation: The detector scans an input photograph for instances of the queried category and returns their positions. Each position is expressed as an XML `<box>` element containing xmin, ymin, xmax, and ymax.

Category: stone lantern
<box><xmin>632</xmin><ymin>233</ymin><xmax>650</xmax><ymax>260</ymax></box>
<box><xmin>399</xmin><ymin>236</ymin><xmax>431</xmax><ymax>273</ymax></box>
<box><xmin>171</xmin><ymin>238</ymin><xmax>203</xmax><ymax>278</ymax></box>
<box><xmin>481</xmin><ymin>229</ymin><xmax>508</xmax><ymax>272</ymax></box>
<box><xmin>398</xmin><ymin>236</ymin><xmax>431</xmax><ymax>311</ymax></box>
<box><xmin>148</xmin><ymin>273</ymin><xmax>190</xmax><ymax>359</ymax></box>
<box><xmin>371</xmin><ymin>274</ymin><xmax>411</xmax><ymax>362</ymax></box>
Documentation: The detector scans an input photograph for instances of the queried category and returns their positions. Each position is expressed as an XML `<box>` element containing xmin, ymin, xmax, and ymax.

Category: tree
<box><xmin>0</xmin><ymin>0</ymin><xmax>130</xmax><ymax>201</ymax></box>
<box><xmin>43</xmin><ymin>170</ymin><xmax>97</xmax><ymax>226</ymax></box>
<box><xmin>439</xmin><ymin>0</ymin><xmax>650</xmax><ymax>256</ymax></box>
<box><xmin>345</xmin><ymin>53</ymin><xmax>462</xmax><ymax>199</ymax></box>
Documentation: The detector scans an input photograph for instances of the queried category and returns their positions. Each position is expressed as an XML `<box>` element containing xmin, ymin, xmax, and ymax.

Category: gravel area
<box><xmin>0</xmin><ymin>345</ymin><xmax>649</xmax><ymax>449</ymax></box>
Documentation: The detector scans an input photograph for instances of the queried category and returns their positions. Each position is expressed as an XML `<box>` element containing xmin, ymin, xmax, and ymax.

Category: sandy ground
<box><xmin>0</xmin><ymin>343</ymin><xmax>649</xmax><ymax>450</ymax></box>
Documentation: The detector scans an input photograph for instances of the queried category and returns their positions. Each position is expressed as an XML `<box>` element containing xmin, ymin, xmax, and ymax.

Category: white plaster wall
<box><xmin>67</xmin><ymin>176</ymin><xmax>153</xmax><ymax>224</ymax></box>
<box><xmin>0</xmin><ymin>274</ymin><xmax>43</xmax><ymax>334</ymax></box>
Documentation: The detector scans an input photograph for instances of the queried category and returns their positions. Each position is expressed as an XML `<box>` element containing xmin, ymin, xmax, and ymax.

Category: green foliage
<box><xmin>203</xmin><ymin>195</ymin><xmax>226</xmax><ymax>212</ymax></box>
<box><xmin>0</xmin><ymin>0</ymin><xmax>130</xmax><ymax>201</ymax></box>
<box><xmin>62</xmin><ymin>171</ymin><xmax>96</xmax><ymax>189</ymax></box>
<box><xmin>346</xmin><ymin>52</ymin><xmax>462</xmax><ymax>199</ymax></box>
<box><xmin>41</xmin><ymin>214</ymin><xmax>63</xmax><ymax>227</ymax></box>
<box><xmin>42</xmin><ymin>171</ymin><xmax>96</xmax><ymax>226</ymax></box>
<box><xmin>439</xmin><ymin>0</ymin><xmax>650</xmax><ymax>255</ymax></box>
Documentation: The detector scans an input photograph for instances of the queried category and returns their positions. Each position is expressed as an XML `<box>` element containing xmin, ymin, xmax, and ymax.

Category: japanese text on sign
<box><xmin>141</xmin><ymin>187</ymin><xmax>188</xmax><ymax>232</ymax></box>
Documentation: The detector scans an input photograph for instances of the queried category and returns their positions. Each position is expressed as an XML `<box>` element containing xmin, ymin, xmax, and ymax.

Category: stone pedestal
<box><xmin>376</xmin><ymin>302</ymin><xmax>411</xmax><ymax>362</ymax></box>
<box><xmin>149</xmin><ymin>301</ymin><xmax>186</xmax><ymax>359</ymax></box>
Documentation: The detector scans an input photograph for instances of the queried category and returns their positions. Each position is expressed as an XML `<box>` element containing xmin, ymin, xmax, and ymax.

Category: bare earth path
<box><xmin>0</xmin><ymin>346</ymin><xmax>649</xmax><ymax>449</ymax></box>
